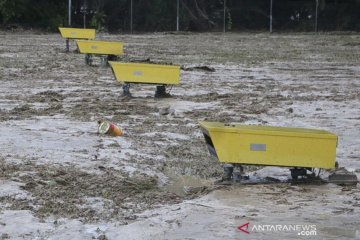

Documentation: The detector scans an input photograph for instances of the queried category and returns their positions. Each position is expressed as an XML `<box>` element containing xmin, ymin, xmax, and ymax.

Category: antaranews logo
<box><xmin>238</xmin><ymin>222</ymin><xmax>250</xmax><ymax>234</ymax></box>
<box><xmin>237</xmin><ymin>222</ymin><xmax>317</xmax><ymax>236</ymax></box>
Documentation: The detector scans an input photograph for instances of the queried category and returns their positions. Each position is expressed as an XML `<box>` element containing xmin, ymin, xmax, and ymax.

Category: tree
<box><xmin>181</xmin><ymin>0</ymin><xmax>219</xmax><ymax>30</ymax></box>
<box><xmin>0</xmin><ymin>0</ymin><xmax>29</xmax><ymax>24</ymax></box>
<box><xmin>0</xmin><ymin>0</ymin><xmax>359</xmax><ymax>31</ymax></box>
<box><xmin>0</xmin><ymin>0</ymin><xmax>66</xmax><ymax>30</ymax></box>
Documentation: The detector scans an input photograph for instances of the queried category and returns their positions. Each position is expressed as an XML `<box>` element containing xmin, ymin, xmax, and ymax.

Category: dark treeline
<box><xmin>0</xmin><ymin>0</ymin><xmax>359</xmax><ymax>32</ymax></box>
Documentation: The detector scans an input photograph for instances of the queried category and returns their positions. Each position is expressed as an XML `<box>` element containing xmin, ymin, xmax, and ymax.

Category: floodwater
<box><xmin>0</xmin><ymin>31</ymin><xmax>359</xmax><ymax>239</ymax></box>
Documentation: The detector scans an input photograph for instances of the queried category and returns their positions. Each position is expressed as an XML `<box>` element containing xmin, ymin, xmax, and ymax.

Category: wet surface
<box><xmin>0</xmin><ymin>31</ymin><xmax>359</xmax><ymax>239</ymax></box>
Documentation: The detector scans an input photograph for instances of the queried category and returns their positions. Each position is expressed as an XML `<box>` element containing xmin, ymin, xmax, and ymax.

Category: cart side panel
<box><xmin>109</xmin><ymin>62</ymin><xmax>180</xmax><ymax>85</ymax></box>
<box><xmin>59</xmin><ymin>27</ymin><xmax>96</xmax><ymax>39</ymax></box>
<box><xmin>200</xmin><ymin>122</ymin><xmax>337</xmax><ymax>169</ymax></box>
<box><xmin>211</xmin><ymin>131</ymin><xmax>336</xmax><ymax>169</ymax></box>
<box><xmin>76</xmin><ymin>40</ymin><xmax>124</xmax><ymax>55</ymax></box>
<box><xmin>200</xmin><ymin>128</ymin><xmax>218</xmax><ymax>159</ymax></box>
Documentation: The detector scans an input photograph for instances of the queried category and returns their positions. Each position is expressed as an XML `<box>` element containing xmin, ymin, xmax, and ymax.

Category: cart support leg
<box><xmin>122</xmin><ymin>83</ymin><xmax>131</xmax><ymax>97</ymax></box>
<box><xmin>100</xmin><ymin>56</ymin><xmax>108</xmax><ymax>67</ymax></box>
<box><xmin>223</xmin><ymin>164</ymin><xmax>234</xmax><ymax>181</ymax></box>
<box><xmin>155</xmin><ymin>85</ymin><xmax>171</xmax><ymax>98</ymax></box>
<box><xmin>290</xmin><ymin>168</ymin><xmax>308</xmax><ymax>180</ymax></box>
<box><xmin>66</xmin><ymin>39</ymin><xmax>70</xmax><ymax>52</ymax></box>
<box><xmin>85</xmin><ymin>54</ymin><xmax>93</xmax><ymax>66</ymax></box>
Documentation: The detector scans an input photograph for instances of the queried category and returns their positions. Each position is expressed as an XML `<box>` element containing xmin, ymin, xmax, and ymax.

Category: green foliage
<box><xmin>29</xmin><ymin>1</ymin><xmax>67</xmax><ymax>30</ymax></box>
<box><xmin>0</xmin><ymin>0</ymin><xmax>359</xmax><ymax>31</ymax></box>
<box><xmin>319</xmin><ymin>0</ymin><xmax>326</xmax><ymax>11</ymax></box>
<box><xmin>90</xmin><ymin>11</ymin><xmax>106</xmax><ymax>31</ymax></box>
<box><xmin>140</xmin><ymin>0</ymin><xmax>175</xmax><ymax>31</ymax></box>
<box><xmin>0</xmin><ymin>0</ymin><xmax>29</xmax><ymax>23</ymax></box>
<box><xmin>0</xmin><ymin>0</ymin><xmax>66</xmax><ymax>30</ymax></box>
<box><xmin>227</xmin><ymin>9</ymin><xmax>232</xmax><ymax>30</ymax></box>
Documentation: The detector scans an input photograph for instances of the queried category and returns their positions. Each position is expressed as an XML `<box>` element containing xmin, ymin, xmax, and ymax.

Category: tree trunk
<box><xmin>181</xmin><ymin>0</ymin><xmax>215</xmax><ymax>31</ymax></box>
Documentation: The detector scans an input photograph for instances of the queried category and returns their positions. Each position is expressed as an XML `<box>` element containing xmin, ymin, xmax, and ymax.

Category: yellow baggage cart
<box><xmin>109</xmin><ymin>62</ymin><xmax>180</xmax><ymax>97</ymax></box>
<box><xmin>58</xmin><ymin>27</ymin><xmax>96</xmax><ymax>51</ymax></box>
<box><xmin>199</xmin><ymin>121</ymin><xmax>338</xmax><ymax>181</ymax></box>
<box><xmin>76</xmin><ymin>40</ymin><xmax>124</xmax><ymax>66</ymax></box>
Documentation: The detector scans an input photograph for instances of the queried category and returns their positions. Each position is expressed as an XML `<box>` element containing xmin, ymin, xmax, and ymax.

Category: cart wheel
<box><xmin>122</xmin><ymin>83</ymin><xmax>132</xmax><ymax>97</ymax></box>
<box><xmin>290</xmin><ymin>168</ymin><xmax>307</xmax><ymax>180</ymax></box>
<box><xmin>155</xmin><ymin>85</ymin><xmax>171</xmax><ymax>98</ymax></box>
<box><xmin>107</xmin><ymin>55</ymin><xmax>117</xmax><ymax>61</ymax></box>
<box><xmin>85</xmin><ymin>54</ymin><xmax>93</xmax><ymax>66</ymax></box>
<box><xmin>100</xmin><ymin>56</ymin><xmax>108</xmax><ymax>67</ymax></box>
<box><xmin>223</xmin><ymin>164</ymin><xmax>234</xmax><ymax>181</ymax></box>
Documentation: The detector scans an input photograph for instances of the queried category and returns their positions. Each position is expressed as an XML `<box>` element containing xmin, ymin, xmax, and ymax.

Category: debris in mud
<box><xmin>164</xmin><ymin>144</ymin><xmax>223</xmax><ymax>179</ymax></box>
<box><xmin>157</xmin><ymin>104</ymin><xmax>173</xmax><ymax>115</ymax></box>
<box><xmin>32</xmin><ymin>91</ymin><xmax>64</xmax><ymax>102</ymax></box>
<box><xmin>183</xmin><ymin>185</ymin><xmax>214</xmax><ymax>196</ymax></box>
<box><xmin>287</xmin><ymin>107</ymin><xmax>294</xmax><ymax>113</ymax></box>
<box><xmin>0</xmin><ymin>158</ymin><xmax>182</xmax><ymax>222</ymax></box>
<box><xmin>119</xmin><ymin>56</ymin><xmax>174</xmax><ymax>66</ymax></box>
<box><xmin>70</xmin><ymin>99</ymin><xmax>157</xmax><ymax>121</ymax></box>
<box><xmin>98</xmin><ymin>120</ymin><xmax>123</xmax><ymax>136</ymax></box>
<box><xmin>97</xmin><ymin>234</ymin><xmax>108</xmax><ymax>240</ymax></box>
<box><xmin>1</xmin><ymin>233</ymin><xmax>10</xmax><ymax>239</ymax></box>
<box><xmin>181</xmin><ymin>65</ymin><xmax>215</xmax><ymax>72</ymax></box>
<box><xmin>328</xmin><ymin>167</ymin><xmax>358</xmax><ymax>185</ymax></box>
<box><xmin>0</xmin><ymin>91</ymin><xmax>64</xmax><ymax>121</ymax></box>
<box><xmin>1</xmin><ymin>32</ymin><xmax>360</xmax><ymax>239</ymax></box>
<box><xmin>264</xmin><ymin>176</ymin><xmax>282</xmax><ymax>183</ymax></box>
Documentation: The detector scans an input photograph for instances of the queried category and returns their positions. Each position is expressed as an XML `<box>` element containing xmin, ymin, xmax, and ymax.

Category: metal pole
<box><xmin>66</xmin><ymin>0</ymin><xmax>71</xmax><ymax>52</ymax></box>
<box><xmin>130</xmin><ymin>0</ymin><xmax>133</xmax><ymax>34</ymax></box>
<box><xmin>176</xmin><ymin>0</ymin><xmax>179</xmax><ymax>31</ymax></box>
<box><xmin>223</xmin><ymin>0</ymin><xmax>226</xmax><ymax>33</ymax></box>
<box><xmin>270</xmin><ymin>0</ymin><xmax>273</xmax><ymax>33</ymax></box>
<box><xmin>68</xmin><ymin>0</ymin><xmax>71</xmax><ymax>26</ymax></box>
<box><xmin>83</xmin><ymin>0</ymin><xmax>87</xmax><ymax>28</ymax></box>
<box><xmin>315</xmin><ymin>0</ymin><xmax>318</xmax><ymax>33</ymax></box>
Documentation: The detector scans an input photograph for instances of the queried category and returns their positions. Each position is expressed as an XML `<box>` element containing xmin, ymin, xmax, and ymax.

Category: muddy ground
<box><xmin>0</xmin><ymin>31</ymin><xmax>359</xmax><ymax>239</ymax></box>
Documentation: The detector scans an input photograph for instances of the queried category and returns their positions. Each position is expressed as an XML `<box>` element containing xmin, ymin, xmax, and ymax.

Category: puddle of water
<box><xmin>320</xmin><ymin>226</ymin><xmax>359</xmax><ymax>239</ymax></box>
<box><xmin>165</xmin><ymin>174</ymin><xmax>212</xmax><ymax>197</ymax></box>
